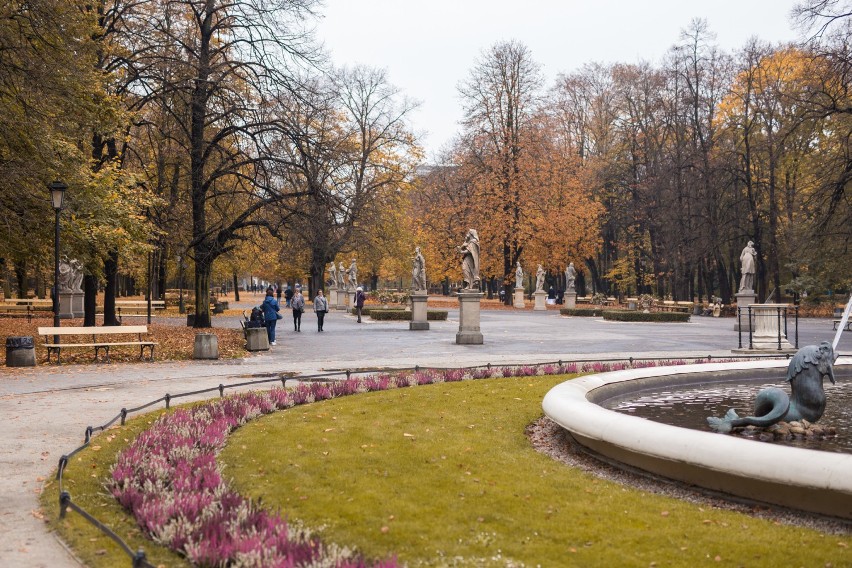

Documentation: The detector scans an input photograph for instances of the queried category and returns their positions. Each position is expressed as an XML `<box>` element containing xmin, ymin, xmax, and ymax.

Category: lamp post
<box><xmin>48</xmin><ymin>181</ymin><xmax>67</xmax><ymax>343</ymax></box>
<box><xmin>177</xmin><ymin>255</ymin><xmax>185</xmax><ymax>314</ymax></box>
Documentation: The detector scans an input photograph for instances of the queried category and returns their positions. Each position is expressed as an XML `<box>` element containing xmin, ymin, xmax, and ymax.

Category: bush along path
<box><xmin>107</xmin><ymin>359</ymin><xmax>739</xmax><ymax>567</ymax></box>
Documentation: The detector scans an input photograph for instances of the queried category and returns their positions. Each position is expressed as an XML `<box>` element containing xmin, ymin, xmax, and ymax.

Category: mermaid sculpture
<box><xmin>707</xmin><ymin>341</ymin><xmax>836</xmax><ymax>434</ymax></box>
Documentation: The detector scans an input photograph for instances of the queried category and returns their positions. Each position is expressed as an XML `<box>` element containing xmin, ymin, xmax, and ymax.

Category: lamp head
<box><xmin>48</xmin><ymin>180</ymin><xmax>67</xmax><ymax>211</ymax></box>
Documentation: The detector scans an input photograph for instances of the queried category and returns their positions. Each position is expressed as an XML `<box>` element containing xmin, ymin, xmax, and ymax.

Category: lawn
<box><xmin>221</xmin><ymin>376</ymin><xmax>851</xmax><ymax>567</ymax></box>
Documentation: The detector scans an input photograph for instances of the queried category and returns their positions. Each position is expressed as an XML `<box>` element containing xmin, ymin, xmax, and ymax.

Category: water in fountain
<box><xmin>603</xmin><ymin>371</ymin><xmax>852</xmax><ymax>453</ymax></box>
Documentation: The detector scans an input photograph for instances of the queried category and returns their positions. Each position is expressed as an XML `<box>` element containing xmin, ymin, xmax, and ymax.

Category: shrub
<box><xmin>560</xmin><ymin>308</ymin><xmax>602</xmax><ymax>317</ymax></box>
<box><xmin>361</xmin><ymin>309</ymin><xmax>448</xmax><ymax>321</ymax></box>
<box><xmin>602</xmin><ymin>310</ymin><xmax>690</xmax><ymax>323</ymax></box>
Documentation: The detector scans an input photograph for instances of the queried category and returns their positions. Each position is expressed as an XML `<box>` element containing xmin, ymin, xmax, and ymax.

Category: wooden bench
<box><xmin>112</xmin><ymin>300</ymin><xmax>166</xmax><ymax>322</ymax></box>
<box><xmin>657</xmin><ymin>301</ymin><xmax>692</xmax><ymax>314</ymax></box>
<box><xmin>37</xmin><ymin>325</ymin><xmax>157</xmax><ymax>364</ymax></box>
<box><xmin>833</xmin><ymin>308</ymin><xmax>851</xmax><ymax>331</ymax></box>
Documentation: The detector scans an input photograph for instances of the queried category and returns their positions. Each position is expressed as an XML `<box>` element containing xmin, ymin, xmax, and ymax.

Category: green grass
<box><xmin>221</xmin><ymin>377</ymin><xmax>851</xmax><ymax>567</ymax></box>
<box><xmin>39</xmin><ymin>410</ymin><xmax>191</xmax><ymax>568</ymax></box>
<box><xmin>559</xmin><ymin>308</ymin><xmax>602</xmax><ymax>316</ymax></box>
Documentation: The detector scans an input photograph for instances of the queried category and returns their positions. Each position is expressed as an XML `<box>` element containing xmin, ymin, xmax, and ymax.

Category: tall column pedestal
<box><xmin>410</xmin><ymin>292</ymin><xmax>429</xmax><ymax>330</ymax></box>
<box><xmin>734</xmin><ymin>290</ymin><xmax>757</xmax><ymax>331</ymax></box>
<box><xmin>336</xmin><ymin>288</ymin><xmax>348</xmax><ymax>311</ymax></box>
<box><xmin>456</xmin><ymin>291</ymin><xmax>484</xmax><ymax>345</ymax></box>
<box><xmin>58</xmin><ymin>292</ymin><xmax>83</xmax><ymax>319</ymax></box>
<box><xmin>565</xmin><ymin>290</ymin><xmax>577</xmax><ymax>309</ymax></box>
<box><xmin>533</xmin><ymin>290</ymin><xmax>547</xmax><ymax>311</ymax></box>
<box><xmin>328</xmin><ymin>286</ymin><xmax>338</xmax><ymax>309</ymax></box>
<box><xmin>513</xmin><ymin>287</ymin><xmax>525</xmax><ymax>309</ymax></box>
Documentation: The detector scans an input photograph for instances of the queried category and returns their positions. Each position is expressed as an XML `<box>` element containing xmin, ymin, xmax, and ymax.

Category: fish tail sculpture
<box><xmin>706</xmin><ymin>342</ymin><xmax>835</xmax><ymax>434</ymax></box>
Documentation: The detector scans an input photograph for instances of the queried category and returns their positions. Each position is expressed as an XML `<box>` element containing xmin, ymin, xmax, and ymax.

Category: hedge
<box><xmin>602</xmin><ymin>310</ymin><xmax>691</xmax><ymax>323</ymax></box>
<box><xmin>365</xmin><ymin>309</ymin><xmax>448</xmax><ymax>321</ymax></box>
<box><xmin>559</xmin><ymin>308</ymin><xmax>603</xmax><ymax>317</ymax></box>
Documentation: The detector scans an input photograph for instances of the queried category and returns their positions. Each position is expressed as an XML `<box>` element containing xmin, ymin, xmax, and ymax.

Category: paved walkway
<box><xmin>2</xmin><ymin>294</ymin><xmax>848</xmax><ymax>566</ymax></box>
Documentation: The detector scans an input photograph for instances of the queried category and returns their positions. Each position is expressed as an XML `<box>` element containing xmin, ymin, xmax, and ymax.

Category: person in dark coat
<box><xmin>354</xmin><ymin>286</ymin><xmax>366</xmax><ymax>323</ymax></box>
<box><xmin>284</xmin><ymin>284</ymin><xmax>294</xmax><ymax>308</ymax></box>
<box><xmin>261</xmin><ymin>287</ymin><xmax>280</xmax><ymax>345</ymax></box>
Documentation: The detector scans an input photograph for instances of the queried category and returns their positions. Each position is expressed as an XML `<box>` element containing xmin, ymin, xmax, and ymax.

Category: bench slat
<box><xmin>38</xmin><ymin>325</ymin><xmax>149</xmax><ymax>335</ymax></box>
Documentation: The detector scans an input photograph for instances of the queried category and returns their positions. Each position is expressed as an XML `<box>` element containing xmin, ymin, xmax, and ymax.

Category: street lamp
<box><xmin>177</xmin><ymin>255</ymin><xmax>185</xmax><ymax>314</ymax></box>
<box><xmin>48</xmin><ymin>181</ymin><xmax>67</xmax><ymax>341</ymax></box>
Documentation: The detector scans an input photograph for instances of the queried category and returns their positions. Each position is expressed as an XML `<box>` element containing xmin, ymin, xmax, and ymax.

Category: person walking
<box><xmin>291</xmin><ymin>285</ymin><xmax>305</xmax><ymax>331</ymax></box>
<box><xmin>354</xmin><ymin>286</ymin><xmax>366</xmax><ymax>323</ymax></box>
<box><xmin>314</xmin><ymin>289</ymin><xmax>329</xmax><ymax>331</ymax></box>
<box><xmin>284</xmin><ymin>284</ymin><xmax>294</xmax><ymax>308</ymax></box>
<box><xmin>276</xmin><ymin>284</ymin><xmax>282</xmax><ymax>303</ymax></box>
<box><xmin>261</xmin><ymin>287</ymin><xmax>281</xmax><ymax>345</ymax></box>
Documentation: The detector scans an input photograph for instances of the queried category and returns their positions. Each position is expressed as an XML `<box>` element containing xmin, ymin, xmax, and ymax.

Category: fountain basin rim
<box><xmin>542</xmin><ymin>358</ymin><xmax>852</xmax><ymax>520</ymax></box>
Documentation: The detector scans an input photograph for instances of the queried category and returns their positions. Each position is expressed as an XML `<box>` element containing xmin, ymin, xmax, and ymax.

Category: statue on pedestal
<box><xmin>58</xmin><ymin>258</ymin><xmax>84</xmax><ymax>293</ymax></box>
<box><xmin>456</xmin><ymin>229</ymin><xmax>480</xmax><ymax>291</ymax></box>
<box><xmin>412</xmin><ymin>247</ymin><xmax>426</xmax><ymax>292</ymax></box>
<box><xmin>515</xmin><ymin>261</ymin><xmax>523</xmax><ymax>288</ymax></box>
<box><xmin>565</xmin><ymin>262</ymin><xmax>576</xmax><ymax>291</ymax></box>
<box><xmin>328</xmin><ymin>262</ymin><xmax>338</xmax><ymax>288</ymax></box>
<box><xmin>738</xmin><ymin>241</ymin><xmax>757</xmax><ymax>292</ymax></box>
<box><xmin>347</xmin><ymin>258</ymin><xmax>358</xmax><ymax>290</ymax></box>
<box><xmin>535</xmin><ymin>264</ymin><xmax>546</xmax><ymax>292</ymax></box>
<box><xmin>337</xmin><ymin>261</ymin><xmax>346</xmax><ymax>290</ymax></box>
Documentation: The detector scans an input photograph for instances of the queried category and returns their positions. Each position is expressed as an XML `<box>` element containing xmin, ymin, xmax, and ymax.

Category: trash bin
<box><xmin>6</xmin><ymin>336</ymin><xmax>36</xmax><ymax>367</ymax></box>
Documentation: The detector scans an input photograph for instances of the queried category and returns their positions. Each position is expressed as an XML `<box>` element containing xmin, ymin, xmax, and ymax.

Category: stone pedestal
<box><xmin>456</xmin><ymin>291</ymin><xmax>484</xmax><ymax>345</ymax></box>
<box><xmin>193</xmin><ymin>332</ymin><xmax>219</xmax><ymax>360</ymax></box>
<box><xmin>533</xmin><ymin>290</ymin><xmax>547</xmax><ymax>311</ymax></box>
<box><xmin>513</xmin><ymin>287</ymin><xmax>525</xmax><ymax>309</ymax></box>
<box><xmin>336</xmin><ymin>288</ymin><xmax>348</xmax><ymax>311</ymax></box>
<box><xmin>734</xmin><ymin>290</ymin><xmax>757</xmax><ymax>331</ymax></box>
<box><xmin>410</xmin><ymin>292</ymin><xmax>429</xmax><ymax>330</ymax></box>
<box><xmin>565</xmin><ymin>290</ymin><xmax>577</xmax><ymax>309</ymax></box>
<box><xmin>328</xmin><ymin>287</ymin><xmax>338</xmax><ymax>309</ymax></box>
<box><xmin>245</xmin><ymin>327</ymin><xmax>269</xmax><ymax>351</ymax></box>
<box><xmin>58</xmin><ymin>292</ymin><xmax>83</xmax><ymax>319</ymax></box>
<box><xmin>735</xmin><ymin>303</ymin><xmax>796</xmax><ymax>353</ymax></box>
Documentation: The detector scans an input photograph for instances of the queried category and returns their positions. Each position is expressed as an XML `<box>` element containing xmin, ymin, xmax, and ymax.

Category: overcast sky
<box><xmin>316</xmin><ymin>1</ymin><xmax>801</xmax><ymax>161</ymax></box>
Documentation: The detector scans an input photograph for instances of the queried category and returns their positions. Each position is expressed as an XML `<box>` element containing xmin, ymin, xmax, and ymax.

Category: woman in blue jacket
<box><xmin>261</xmin><ymin>287</ymin><xmax>281</xmax><ymax>345</ymax></box>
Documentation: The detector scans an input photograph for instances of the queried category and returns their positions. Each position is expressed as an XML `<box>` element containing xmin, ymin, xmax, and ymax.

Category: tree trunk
<box><xmin>103</xmin><ymin>249</ymin><xmax>120</xmax><ymax>326</ymax></box>
<box><xmin>194</xmin><ymin>257</ymin><xmax>212</xmax><ymax>328</ymax></box>
<box><xmin>15</xmin><ymin>261</ymin><xmax>26</xmax><ymax>298</ymax></box>
<box><xmin>232</xmin><ymin>271</ymin><xmax>240</xmax><ymax>302</ymax></box>
<box><xmin>83</xmin><ymin>274</ymin><xmax>98</xmax><ymax>326</ymax></box>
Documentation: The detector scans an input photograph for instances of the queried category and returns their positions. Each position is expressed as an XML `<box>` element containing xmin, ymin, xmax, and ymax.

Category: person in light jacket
<box><xmin>261</xmin><ymin>287</ymin><xmax>280</xmax><ymax>345</ymax></box>
<box><xmin>291</xmin><ymin>286</ymin><xmax>305</xmax><ymax>332</ymax></box>
<box><xmin>314</xmin><ymin>289</ymin><xmax>329</xmax><ymax>332</ymax></box>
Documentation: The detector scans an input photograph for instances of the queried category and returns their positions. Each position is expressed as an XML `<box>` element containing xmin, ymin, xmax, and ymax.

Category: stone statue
<box><xmin>412</xmin><ymin>247</ymin><xmax>426</xmax><ymax>292</ymax></box>
<box><xmin>328</xmin><ymin>262</ymin><xmax>338</xmax><ymax>288</ymax></box>
<box><xmin>337</xmin><ymin>261</ymin><xmax>346</xmax><ymax>290</ymax></box>
<box><xmin>58</xmin><ymin>258</ymin><xmax>83</xmax><ymax>293</ymax></box>
<box><xmin>565</xmin><ymin>262</ymin><xmax>576</xmax><ymax>291</ymax></box>
<box><xmin>738</xmin><ymin>241</ymin><xmax>757</xmax><ymax>292</ymax></box>
<box><xmin>347</xmin><ymin>258</ymin><xmax>357</xmax><ymax>290</ymax></box>
<box><xmin>515</xmin><ymin>262</ymin><xmax>523</xmax><ymax>288</ymax></box>
<box><xmin>707</xmin><ymin>342</ymin><xmax>836</xmax><ymax>433</ymax></box>
<box><xmin>456</xmin><ymin>229</ymin><xmax>480</xmax><ymax>291</ymax></box>
<box><xmin>535</xmin><ymin>264</ymin><xmax>545</xmax><ymax>292</ymax></box>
